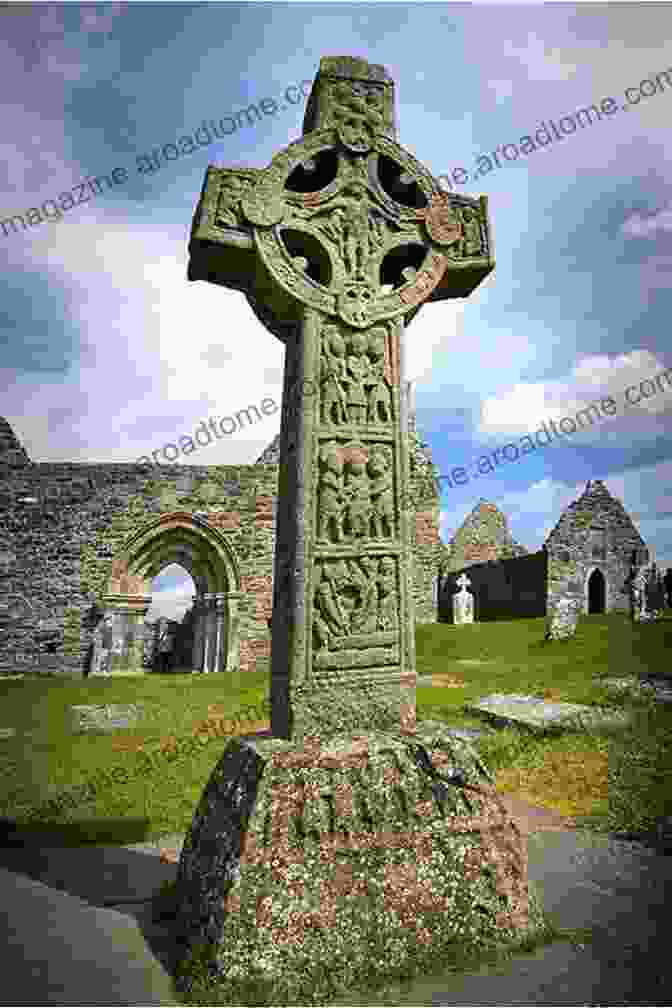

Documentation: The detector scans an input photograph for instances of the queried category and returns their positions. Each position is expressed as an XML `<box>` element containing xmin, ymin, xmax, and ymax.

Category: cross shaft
<box><xmin>188</xmin><ymin>55</ymin><xmax>494</xmax><ymax>738</ymax></box>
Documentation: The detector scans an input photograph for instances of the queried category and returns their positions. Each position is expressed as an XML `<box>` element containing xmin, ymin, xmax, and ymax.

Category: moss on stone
<box><xmin>62</xmin><ymin>606</ymin><xmax>82</xmax><ymax>656</ymax></box>
<box><xmin>172</xmin><ymin>719</ymin><xmax>546</xmax><ymax>1007</ymax></box>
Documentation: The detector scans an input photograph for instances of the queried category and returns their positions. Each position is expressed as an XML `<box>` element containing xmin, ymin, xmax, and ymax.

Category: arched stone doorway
<box><xmin>586</xmin><ymin>568</ymin><xmax>606</xmax><ymax>614</ymax></box>
<box><xmin>90</xmin><ymin>512</ymin><xmax>241</xmax><ymax>677</ymax></box>
<box><xmin>147</xmin><ymin>564</ymin><xmax>197</xmax><ymax>674</ymax></box>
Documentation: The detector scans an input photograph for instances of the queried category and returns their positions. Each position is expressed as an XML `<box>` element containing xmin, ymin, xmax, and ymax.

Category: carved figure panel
<box><xmin>459</xmin><ymin>206</ymin><xmax>482</xmax><ymax>258</ymax></box>
<box><xmin>214</xmin><ymin>170</ymin><xmax>258</xmax><ymax>229</ymax></box>
<box><xmin>324</xmin><ymin>79</ymin><xmax>391</xmax><ymax>153</ymax></box>
<box><xmin>318</xmin><ymin>322</ymin><xmax>393</xmax><ymax>430</ymax></box>
<box><xmin>366</xmin><ymin>326</ymin><xmax>393</xmax><ymax>424</ymax></box>
<box><xmin>312</xmin><ymin>554</ymin><xmax>400</xmax><ymax>659</ymax></box>
<box><xmin>425</xmin><ymin>193</ymin><xmax>462</xmax><ymax>247</ymax></box>
<box><xmin>316</xmin><ymin>441</ymin><xmax>396</xmax><ymax>545</ymax></box>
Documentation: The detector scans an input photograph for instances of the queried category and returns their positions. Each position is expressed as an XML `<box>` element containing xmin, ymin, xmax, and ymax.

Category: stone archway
<box><xmin>91</xmin><ymin>512</ymin><xmax>241</xmax><ymax>677</ymax></box>
<box><xmin>586</xmin><ymin>568</ymin><xmax>606</xmax><ymax>614</ymax></box>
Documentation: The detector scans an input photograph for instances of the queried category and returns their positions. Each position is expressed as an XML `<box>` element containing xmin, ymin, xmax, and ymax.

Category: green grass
<box><xmin>414</xmin><ymin>613</ymin><xmax>672</xmax><ymax>837</ymax></box>
<box><xmin>0</xmin><ymin>663</ymin><xmax>270</xmax><ymax>842</ymax></box>
<box><xmin>1</xmin><ymin>612</ymin><xmax>671</xmax><ymax>1004</ymax></box>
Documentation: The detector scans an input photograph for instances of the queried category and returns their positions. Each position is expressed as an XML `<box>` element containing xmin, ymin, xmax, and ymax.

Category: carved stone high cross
<box><xmin>188</xmin><ymin>56</ymin><xmax>494</xmax><ymax>738</ymax></box>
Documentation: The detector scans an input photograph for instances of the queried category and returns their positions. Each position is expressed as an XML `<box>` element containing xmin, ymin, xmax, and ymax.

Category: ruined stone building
<box><xmin>544</xmin><ymin>478</ymin><xmax>649</xmax><ymax>615</ymax></box>
<box><xmin>0</xmin><ymin>405</ymin><xmax>443</xmax><ymax>679</ymax></box>
<box><xmin>0</xmin><ymin>407</ymin><xmax>651</xmax><ymax>675</ymax></box>
<box><xmin>439</xmin><ymin>480</ymin><xmax>649</xmax><ymax>622</ymax></box>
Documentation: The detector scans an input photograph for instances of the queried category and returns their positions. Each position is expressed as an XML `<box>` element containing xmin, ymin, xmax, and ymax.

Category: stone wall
<box><xmin>0</xmin><ymin>460</ymin><xmax>277</xmax><ymax>678</ymax></box>
<box><xmin>439</xmin><ymin>550</ymin><xmax>547</xmax><ymax>623</ymax></box>
<box><xmin>408</xmin><ymin>424</ymin><xmax>443</xmax><ymax>623</ymax></box>
<box><xmin>0</xmin><ymin>423</ymin><xmax>441</xmax><ymax>678</ymax></box>
<box><xmin>440</xmin><ymin>499</ymin><xmax>528</xmax><ymax>574</ymax></box>
<box><xmin>544</xmin><ymin>479</ymin><xmax>648</xmax><ymax>616</ymax></box>
<box><xmin>3</xmin><ymin>418</ymin><xmax>647</xmax><ymax>676</ymax></box>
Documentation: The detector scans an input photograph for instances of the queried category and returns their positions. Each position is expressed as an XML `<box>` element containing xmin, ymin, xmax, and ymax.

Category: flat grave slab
<box><xmin>465</xmin><ymin>694</ymin><xmax>632</xmax><ymax>736</ymax></box>
<box><xmin>69</xmin><ymin>703</ymin><xmax>146</xmax><ymax>735</ymax></box>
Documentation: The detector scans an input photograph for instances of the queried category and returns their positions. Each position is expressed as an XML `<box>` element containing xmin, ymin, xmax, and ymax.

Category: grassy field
<box><xmin>0</xmin><ymin>612</ymin><xmax>670</xmax><ymax>843</ymax></box>
<box><xmin>1</xmin><ymin>612</ymin><xmax>671</xmax><ymax>1004</ymax></box>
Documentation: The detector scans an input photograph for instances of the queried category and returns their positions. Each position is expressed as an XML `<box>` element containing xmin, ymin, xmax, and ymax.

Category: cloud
<box><xmin>0</xmin><ymin>5</ymin><xmax>125</xmax><ymax>197</ymax></box>
<box><xmin>7</xmin><ymin>207</ymin><xmax>285</xmax><ymax>464</ymax></box>
<box><xmin>639</xmin><ymin>255</ymin><xmax>672</xmax><ymax>297</ymax></box>
<box><xmin>438</xmin><ymin>475</ymin><xmax>582</xmax><ymax>551</ymax></box>
<box><xmin>438</xmin><ymin>457</ymin><xmax>672</xmax><ymax>567</ymax></box>
<box><xmin>402</xmin><ymin>302</ymin><xmax>467</xmax><ymax>384</ymax></box>
<box><xmin>478</xmin><ymin>349</ymin><xmax>672</xmax><ymax>438</ymax></box>
<box><xmin>622</xmin><ymin>203</ymin><xmax>672</xmax><ymax>238</ymax></box>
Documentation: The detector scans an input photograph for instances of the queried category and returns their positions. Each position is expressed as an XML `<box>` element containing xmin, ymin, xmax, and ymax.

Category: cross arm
<box><xmin>187</xmin><ymin>165</ymin><xmax>301</xmax><ymax>342</ymax></box>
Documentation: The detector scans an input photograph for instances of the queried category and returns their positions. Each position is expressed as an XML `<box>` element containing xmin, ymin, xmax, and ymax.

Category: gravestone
<box><xmin>173</xmin><ymin>56</ymin><xmax>543</xmax><ymax>1003</ymax></box>
<box><xmin>90</xmin><ymin>614</ymin><xmax>113</xmax><ymax>676</ymax></box>
<box><xmin>545</xmin><ymin>596</ymin><xmax>579</xmax><ymax>640</ymax></box>
<box><xmin>452</xmin><ymin>571</ymin><xmax>475</xmax><ymax>624</ymax></box>
<box><xmin>631</xmin><ymin>565</ymin><xmax>662</xmax><ymax>622</ymax></box>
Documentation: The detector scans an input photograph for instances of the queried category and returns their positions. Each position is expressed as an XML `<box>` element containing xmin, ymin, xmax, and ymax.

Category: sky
<box><xmin>2</xmin><ymin>1</ymin><xmax>671</xmax><ymax>620</ymax></box>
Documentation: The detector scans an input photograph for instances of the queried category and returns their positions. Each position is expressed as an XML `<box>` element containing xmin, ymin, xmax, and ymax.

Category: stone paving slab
<box><xmin>69</xmin><ymin>703</ymin><xmax>146</xmax><ymax>735</ymax></box>
<box><xmin>455</xmin><ymin>659</ymin><xmax>495</xmax><ymax>665</ymax></box>
<box><xmin>465</xmin><ymin>694</ymin><xmax>632</xmax><ymax>736</ymax></box>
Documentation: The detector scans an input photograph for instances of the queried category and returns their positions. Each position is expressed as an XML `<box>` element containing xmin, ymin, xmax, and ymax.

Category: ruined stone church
<box><xmin>0</xmin><ymin>402</ymin><xmax>443</xmax><ymax>679</ymax></box>
<box><xmin>0</xmin><ymin>408</ymin><xmax>649</xmax><ymax>678</ymax></box>
<box><xmin>439</xmin><ymin>480</ymin><xmax>649</xmax><ymax>623</ymax></box>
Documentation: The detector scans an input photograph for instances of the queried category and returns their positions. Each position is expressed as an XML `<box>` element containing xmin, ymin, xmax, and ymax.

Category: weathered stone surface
<box><xmin>0</xmin><ymin>415</ymin><xmax>441</xmax><ymax>676</ymax></box>
<box><xmin>452</xmin><ymin>572</ymin><xmax>475</xmax><ymax>624</ymax></box>
<box><xmin>442</xmin><ymin>499</ymin><xmax>528</xmax><ymax>573</ymax></box>
<box><xmin>167</xmin><ymin>54</ymin><xmax>543</xmax><ymax>1003</ymax></box>
<box><xmin>187</xmin><ymin>54</ymin><xmax>494</xmax><ymax>738</ymax></box>
<box><xmin>465</xmin><ymin>693</ymin><xmax>631</xmax><ymax>736</ymax></box>
<box><xmin>546</xmin><ymin>479</ymin><xmax>648</xmax><ymax>615</ymax></box>
<box><xmin>440</xmin><ymin>481</ymin><xmax>649</xmax><ymax>624</ymax></box>
<box><xmin>631</xmin><ymin>563</ymin><xmax>666</xmax><ymax>621</ymax></box>
<box><xmin>0</xmin><ymin>417</ymin><xmax>31</xmax><ymax>469</ymax></box>
<box><xmin>69</xmin><ymin>703</ymin><xmax>145</xmax><ymax>735</ymax></box>
<box><xmin>440</xmin><ymin>550</ymin><xmax>548</xmax><ymax>624</ymax></box>
<box><xmin>545</xmin><ymin>596</ymin><xmax>580</xmax><ymax>640</ymax></box>
<box><xmin>172</xmin><ymin>722</ymin><xmax>536</xmax><ymax>1002</ymax></box>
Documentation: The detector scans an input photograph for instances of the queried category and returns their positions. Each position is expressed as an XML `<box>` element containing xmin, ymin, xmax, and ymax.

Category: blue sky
<box><xmin>2</xmin><ymin>2</ymin><xmax>671</xmax><ymax>619</ymax></box>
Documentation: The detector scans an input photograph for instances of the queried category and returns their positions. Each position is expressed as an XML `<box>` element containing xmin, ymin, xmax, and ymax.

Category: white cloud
<box><xmin>402</xmin><ymin>302</ymin><xmax>466</xmax><ymax>384</ymax></box>
<box><xmin>622</xmin><ymin>203</ymin><xmax>672</xmax><ymax>238</ymax></box>
<box><xmin>478</xmin><ymin>349</ymin><xmax>672</xmax><ymax>438</ymax></box>
<box><xmin>9</xmin><ymin>208</ymin><xmax>285</xmax><ymax>464</ymax></box>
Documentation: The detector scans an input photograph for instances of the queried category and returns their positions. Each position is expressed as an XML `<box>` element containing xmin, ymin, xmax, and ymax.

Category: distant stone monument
<box><xmin>664</xmin><ymin>568</ymin><xmax>672</xmax><ymax>609</ymax></box>
<box><xmin>89</xmin><ymin>614</ymin><xmax>113</xmax><ymax>676</ymax></box>
<box><xmin>171</xmin><ymin>56</ymin><xmax>543</xmax><ymax>1003</ymax></box>
<box><xmin>632</xmin><ymin>564</ymin><xmax>662</xmax><ymax>622</ymax></box>
<box><xmin>452</xmin><ymin>571</ymin><xmax>474</xmax><ymax>624</ymax></box>
<box><xmin>545</xmin><ymin>596</ymin><xmax>579</xmax><ymax>640</ymax></box>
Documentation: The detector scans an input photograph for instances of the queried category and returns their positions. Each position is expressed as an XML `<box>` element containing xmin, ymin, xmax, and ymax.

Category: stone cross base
<box><xmin>170</xmin><ymin>726</ymin><xmax>537</xmax><ymax>1003</ymax></box>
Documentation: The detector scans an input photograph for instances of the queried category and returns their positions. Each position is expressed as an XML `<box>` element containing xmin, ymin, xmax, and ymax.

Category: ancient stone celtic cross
<box><xmin>188</xmin><ymin>56</ymin><xmax>493</xmax><ymax>738</ymax></box>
